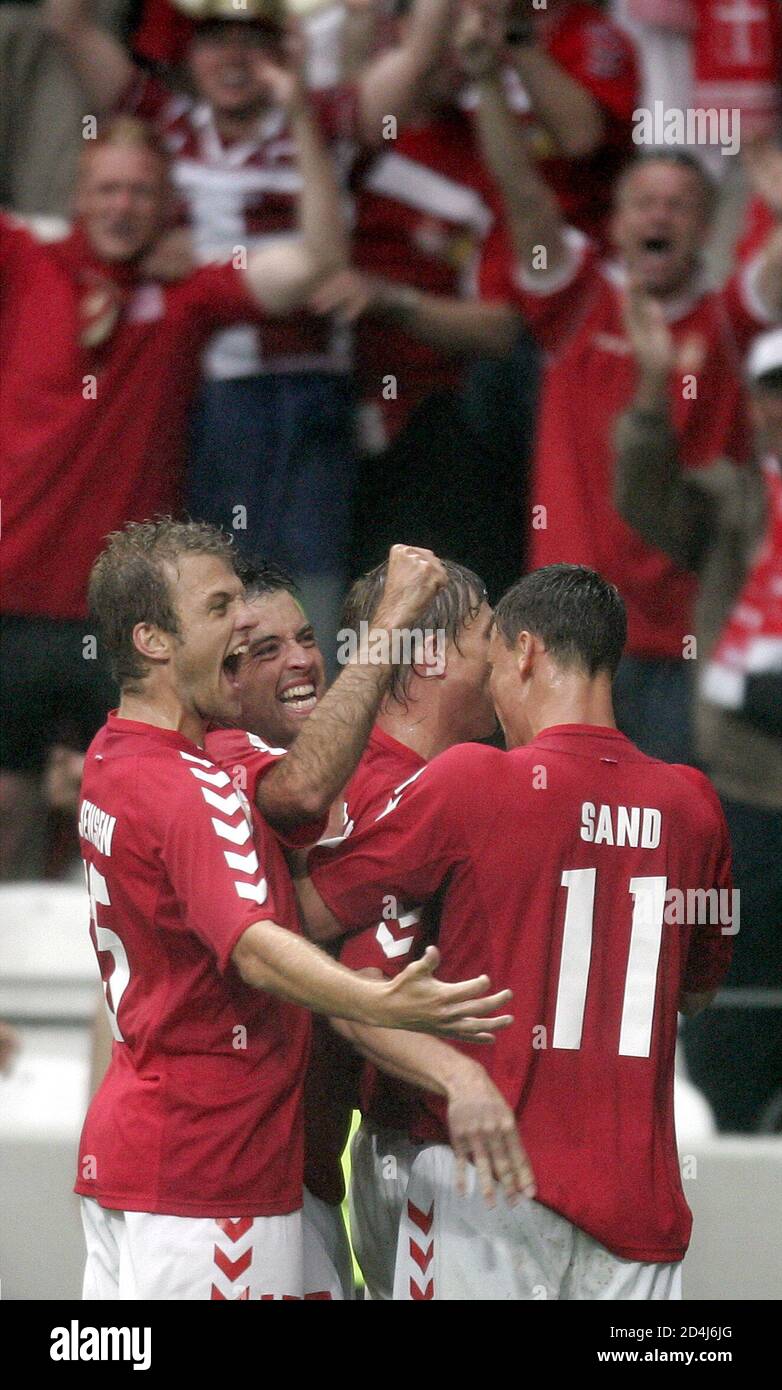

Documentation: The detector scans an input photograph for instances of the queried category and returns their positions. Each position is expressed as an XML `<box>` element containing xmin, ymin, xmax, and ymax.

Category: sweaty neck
<box><xmin>117</xmin><ymin>689</ymin><xmax>207</xmax><ymax>748</ymax></box>
<box><xmin>518</xmin><ymin>672</ymin><xmax>617</xmax><ymax>747</ymax></box>
<box><xmin>376</xmin><ymin>696</ymin><xmax>458</xmax><ymax>763</ymax></box>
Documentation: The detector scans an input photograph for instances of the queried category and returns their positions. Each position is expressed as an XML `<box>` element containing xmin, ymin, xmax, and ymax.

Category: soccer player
<box><xmin>76</xmin><ymin>519</ymin><xmax>511</xmax><ymax>1300</ymax></box>
<box><xmin>0</xmin><ymin>47</ymin><xmax>347</xmax><ymax>878</ymax></box>
<box><xmin>207</xmin><ymin>557</ymin><xmax>532</xmax><ymax>1299</ymax></box>
<box><xmin>298</xmin><ymin>564</ymin><xmax>734</xmax><ymax>1300</ymax></box>
<box><xmin>330</xmin><ymin>557</ymin><xmax>528</xmax><ymax>1300</ymax></box>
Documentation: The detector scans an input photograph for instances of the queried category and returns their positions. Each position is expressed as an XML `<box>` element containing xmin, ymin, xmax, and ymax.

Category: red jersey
<box><xmin>338</xmin><ymin>728</ymin><xmax>433</xmax><ymax>1133</ymax></box>
<box><xmin>311</xmin><ymin>726</ymin><xmax>734</xmax><ymax>1262</ymax></box>
<box><xmin>493</xmin><ymin>235</ymin><xmax>775</xmax><ymax>658</ymax></box>
<box><xmin>338</xmin><ymin>727</ymin><xmax>429</xmax><ymax>980</ymax></box>
<box><xmin>204</xmin><ymin>726</ymin><xmax>327</xmax><ymax>849</ymax></box>
<box><xmin>736</xmin><ymin>195</ymin><xmax>775</xmax><ymax>265</ymax></box>
<box><xmin>122</xmin><ymin>73</ymin><xmax>357</xmax><ymax>377</ymax></box>
<box><xmin>75</xmin><ymin>715</ymin><xmax>310</xmax><ymax>1218</ymax></box>
<box><xmin>0</xmin><ymin>216</ymin><xmax>265</xmax><ymax>622</ymax></box>
<box><xmin>305</xmin><ymin>727</ymin><xmax>430</xmax><ymax>1200</ymax></box>
<box><xmin>351</xmin><ymin>114</ymin><xmax>510</xmax><ymax>441</ymax></box>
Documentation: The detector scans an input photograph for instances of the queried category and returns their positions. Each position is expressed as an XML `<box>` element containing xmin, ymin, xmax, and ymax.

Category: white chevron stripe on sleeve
<box><xmin>376</xmin><ymin>922</ymin><xmax>416</xmax><ymax>959</ymax></box>
<box><xmin>224</xmin><ymin>848</ymin><xmax>259</xmax><ymax>874</ymax></box>
<box><xmin>180</xmin><ymin>752</ymin><xmax>214</xmax><ymax>767</ymax></box>
<box><xmin>190</xmin><ymin>767</ymin><xmax>232</xmax><ymax>788</ymax></box>
<box><xmin>235</xmin><ymin>878</ymin><xmax>268</xmax><ymax>905</ymax></box>
<box><xmin>211</xmin><ymin>816</ymin><xmax>252</xmax><ymax>846</ymax></box>
<box><xmin>201</xmin><ymin>787</ymin><xmax>243</xmax><ymax>815</ymax></box>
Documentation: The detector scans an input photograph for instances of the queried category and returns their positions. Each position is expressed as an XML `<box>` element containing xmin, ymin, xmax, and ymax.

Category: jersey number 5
<box><xmin>553</xmin><ymin>868</ymin><xmax>667</xmax><ymax>1058</ymax></box>
<box><xmin>85</xmin><ymin>861</ymin><xmax>130</xmax><ymax>1043</ymax></box>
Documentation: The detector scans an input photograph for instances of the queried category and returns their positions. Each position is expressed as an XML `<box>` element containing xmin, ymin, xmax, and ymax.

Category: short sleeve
<box><xmin>339</xmin><ymin>904</ymin><xmax>427</xmax><ymax>978</ymax></box>
<box><xmin>500</xmin><ymin>227</ymin><xmax>600</xmax><ymax>353</ymax></box>
<box><xmin>205</xmin><ymin>728</ymin><xmax>327</xmax><ymax>848</ymax></box>
<box><xmin>678</xmin><ymin>771</ymin><xmax>735</xmax><ymax>995</ymax></box>
<box><xmin>309</xmin><ymin>754</ymin><xmax>463</xmax><ymax>933</ymax></box>
<box><xmin>181</xmin><ymin>261</ymin><xmax>268</xmax><ymax>331</ymax></box>
<box><xmin>160</xmin><ymin>751</ymin><xmax>281</xmax><ymax>972</ymax></box>
<box><xmin>719</xmin><ymin>260</ymin><xmax>782</xmax><ymax>357</ymax></box>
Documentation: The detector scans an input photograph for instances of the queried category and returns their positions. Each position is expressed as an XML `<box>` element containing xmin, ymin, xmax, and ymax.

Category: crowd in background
<box><xmin>1</xmin><ymin>0</ymin><xmax>781</xmax><ymax>1133</ymax></box>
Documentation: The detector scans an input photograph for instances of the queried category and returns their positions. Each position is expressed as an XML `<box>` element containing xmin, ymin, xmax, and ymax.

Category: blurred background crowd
<box><xmin>0</xmin><ymin>0</ymin><xmax>781</xmax><ymax>1142</ymax></box>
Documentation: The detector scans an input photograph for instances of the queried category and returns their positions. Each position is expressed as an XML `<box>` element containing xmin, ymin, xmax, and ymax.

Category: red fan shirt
<box><xmin>310</xmin><ymin>726</ymin><xmax>734</xmax><ymax>1261</ymax></box>
<box><xmin>351</xmin><ymin>113</ymin><xmax>510</xmax><ymax>442</ymax></box>
<box><xmin>489</xmin><ymin>235</ymin><xmax>777</xmax><ymax>658</ymax></box>
<box><xmin>121</xmin><ymin>73</ymin><xmax>358</xmax><ymax>376</ymax></box>
<box><xmin>75</xmin><ymin>715</ymin><xmax>310</xmax><ymax>1217</ymax></box>
<box><xmin>0</xmin><ymin>215</ymin><xmax>266</xmax><ymax>622</ymax></box>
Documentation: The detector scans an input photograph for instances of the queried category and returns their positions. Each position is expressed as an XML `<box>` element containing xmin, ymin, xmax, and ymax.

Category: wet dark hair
<box><xmin>342</xmin><ymin>558</ymin><xmax>488</xmax><ymax>702</ymax></box>
<box><xmin>235</xmin><ymin>556</ymin><xmax>299</xmax><ymax>603</ymax></box>
<box><xmin>494</xmin><ymin>565</ymin><xmax>627</xmax><ymax>678</ymax></box>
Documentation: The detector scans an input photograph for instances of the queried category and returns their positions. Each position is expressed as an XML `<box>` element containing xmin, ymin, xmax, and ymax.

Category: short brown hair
<box><xmin>89</xmin><ymin>518</ymin><xmax>238</xmax><ymax>687</ymax></box>
<box><xmin>79</xmin><ymin>115</ymin><xmax>170</xmax><ymax>178</ymax></box>
<box><xmin>615</xmin><ymin>150</ymin><xmax>717</xmax><ymax>221</ymax></box>
<box><xmin>342</xmin><ymin>558</ymin><xmax>488</xmax><ymax>704</ymax></box>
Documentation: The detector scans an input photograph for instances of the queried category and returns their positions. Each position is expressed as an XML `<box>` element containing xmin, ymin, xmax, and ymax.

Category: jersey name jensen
<box><xmin>580</xmin><ymin>801</ymin><xmax>661</xmax><ymax>849</ymax></box>
<box><xmin>78</xmin><ymin>799</ymin><xmax>117</xmax><ymax>857</ymax></box>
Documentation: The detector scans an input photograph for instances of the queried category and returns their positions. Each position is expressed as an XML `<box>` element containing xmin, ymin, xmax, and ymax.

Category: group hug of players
<box><xmin>76</xmin><ymin>522</ymin><xmax>732</xmax><ymax>1300</ymax></box>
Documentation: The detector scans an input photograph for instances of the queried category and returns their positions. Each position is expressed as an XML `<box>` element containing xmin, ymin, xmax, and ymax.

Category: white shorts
<box><xmin>348</xmin><ymin>1121</ymin><xmax>423</xmax><ymax>1301</ymax></box>
<box><xmin>302</xmin><ymin>1186</ymin><xmax>354</xmax><ymax>1300</ymax></box>
<box><xmin>81</xmin><ymin>1196</ymin><xmax>344</xmax><ymax>1301</ymax></box>
<box><xmin>393</xmin><ymin>1146</ymin><xmax>683</xmax><ymax>1302</ymax></box>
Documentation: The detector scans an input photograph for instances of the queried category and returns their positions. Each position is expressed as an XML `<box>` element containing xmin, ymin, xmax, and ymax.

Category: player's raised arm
<box><xmin>459</xmin><ymin>2</ymin><xmax>566</xmax><ymax>277</ymax></box>
<box><xmin>232</xmin><ymin>932</ymin><xmax>512</xmax><ymax>1040</ymax></box>
<box><xmin>44</xmin><ymin>0</ymin><xmax>136</xmax><ymax>112</ymax></box>
<box><xmin>742</xmin><ymin>139</ymin><xmax>782</xmax><ymax>319</ymax></box>
<box><xmin>256</xmin><ymin>545</ymin><xmax>447</xmax><ymax>830</ymax></box>
<box><xmin>242</xmin><ymin>42</ymin><xmax>349</xmax><ymax>315</ymax></box>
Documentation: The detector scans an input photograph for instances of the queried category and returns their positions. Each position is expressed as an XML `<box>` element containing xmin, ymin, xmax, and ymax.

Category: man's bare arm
<box><xmin>460</xmin><ymin>7</ymin><xmax>566</xmax><ymax>275</ymax></box>
<box><xmin>310</xmin><ymin>271</ymin><xmax>520</xmax><ymax>357</ymax></box>
<box><xmin>244</xmin><ymin>62</ymin><xmax>348</xmax><ymax>314</ymax></box>
<box><xmin>355</xmin><ymin>0</ymin><xmax>457</xmax><ymax>144</ymax></box>
<box><xmin>44</xmin><ymin>0</ymin><xmax>135</xmax><ymax>111</ymax></box>
<box><xmin>257</xmin><ymin>545</ymin><xmax>447</xmax><ymax>831</ymax></box>
<box><xmin>744</xmin><ymin>140</ymin><xmax>782</xmax><ymax>319</ymax></box>
<box><xmin>332</xmin><ymin>1009</ymin><xmax>535</xmax><ymax>1203</ymax></box>
<box><xmin>233</xmin><ymin>930</ymin><xmax>512</xmax><ymax>1039</ymax></box>
<box><xmin>508</xmin><ymin>43</ymin><xmax>605</xmax><ymax>159</ymax></box>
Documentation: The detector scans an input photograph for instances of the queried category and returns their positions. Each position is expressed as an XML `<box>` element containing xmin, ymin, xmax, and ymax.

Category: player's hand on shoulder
<box><xmin>378</xmin><ymin>945</ymin><xmax>513</xmax><ymax>1039</ymax></box>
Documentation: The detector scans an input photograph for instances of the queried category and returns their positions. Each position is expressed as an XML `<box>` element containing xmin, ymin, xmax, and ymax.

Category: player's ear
<box><xmin>515</xmin><ymin>630</ymin><xmax>535</xmax><ymax>681</ymax></box>
<box><xmin>412</xmin><ymin>628</ymin><xmax>447</xmax><ymax>682</ymax></box>
<box><xmin>132</xmin><ymin>622</ymin><xmax>173</xmax><ymax>667</ymax></box>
